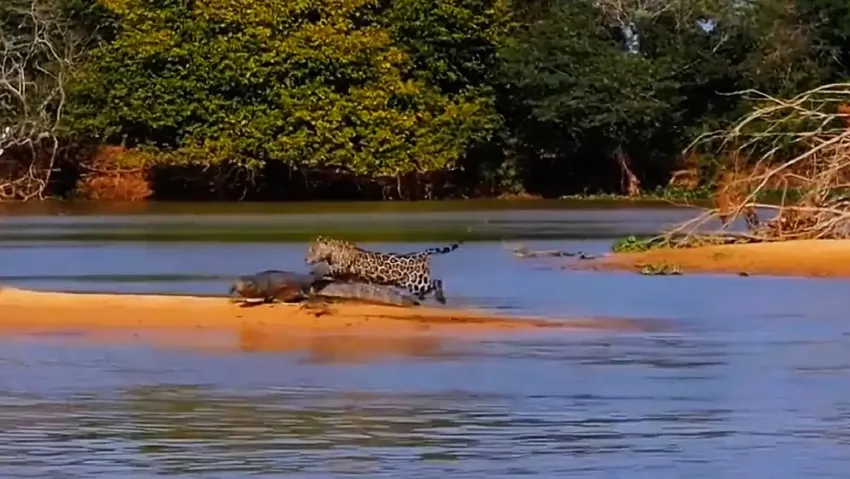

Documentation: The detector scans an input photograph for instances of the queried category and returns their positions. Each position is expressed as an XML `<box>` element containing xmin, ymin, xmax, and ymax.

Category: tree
<box><xmin>796</xmin><ymin>0</ymin><xmax>850</xmax><ymax>81</ymax></box>
<box><xmin>499</xmin><ymin>0</ymin><xmax>674</xmax><ymax>195</ymax></box>
<box><xmin>498</xmin><ymin>0</ymin><xmax>837</xmax><ymax>196</ymax></box>
<box><xmin>66</xmin><ymin>0</ymin><xmax>503</xmax><ymax>184</ymax></box>
<box><xmin>0</xmin><ymin>0</ymin><xmax>88</xmax><ymax>200</ymax></box>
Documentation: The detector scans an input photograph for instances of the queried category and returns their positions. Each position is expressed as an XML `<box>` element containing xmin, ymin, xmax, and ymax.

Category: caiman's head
<box><xmin>309</xmin><ymin>261</ymin><xmax>333</xmax><ymax>280</ymax></box>
<box><xmin>230</xmin><ymin>277</ymin><xmax>258</xmax><ymax>297</ymax></box>
<box><xmin>305</xmin><ymin>235</ymin><xmax>357</xmax><ymax>265</ymax></box>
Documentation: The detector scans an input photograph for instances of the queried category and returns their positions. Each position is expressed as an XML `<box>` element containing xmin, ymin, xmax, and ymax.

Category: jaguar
<box><xmin>304</xmin><ymin>235</ymin><xmax>463</xmax><ymax>304</ymax></box>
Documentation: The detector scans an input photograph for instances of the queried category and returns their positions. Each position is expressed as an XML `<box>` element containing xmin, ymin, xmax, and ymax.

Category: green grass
<box><xmin>559</xmin><ymin>186</ymin><xmax>714</xmax><ymax>203</ymax></box>
<box><xmin>561</xmin><ymin>185</ymin><xmax>850</xmax><ymax>205</ymax></box>
<box><xmin>610</xmin><ymin>235</ymin><xmax>674</xmax><ymax>253</ymax></box>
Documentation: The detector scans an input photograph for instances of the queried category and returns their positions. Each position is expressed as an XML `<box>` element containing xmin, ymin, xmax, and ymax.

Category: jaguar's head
<box><xmin>305</xmin><ymin>235</ymin><xmax>355</xmax><ymax>265</ymax></box>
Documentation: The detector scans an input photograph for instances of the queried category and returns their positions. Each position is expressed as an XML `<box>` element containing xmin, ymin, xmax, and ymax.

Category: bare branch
<box><xmin>593</xmin><ymin>0</ymin><xmax>680</xmax><ymax>27</ymax></box>
<box><xmin>660</xmin><ymin>83</ymin><xmax>850</xmax><ymax>247</ymax></box>
<box><xmin>0</xmin><ymin>0</ymin><xmax>86</xmax><ymax>200</ymax></box>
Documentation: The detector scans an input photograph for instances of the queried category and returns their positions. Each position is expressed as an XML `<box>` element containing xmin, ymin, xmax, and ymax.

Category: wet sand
<box><xmin>0</xmin><ymin>287</ymin><xmax>653</xmax><ymax>339</ymax></box>
<box><xmin>586</xmin><ymin>239</ymin><xmax>850</xmax><ymax>278</ymax></box>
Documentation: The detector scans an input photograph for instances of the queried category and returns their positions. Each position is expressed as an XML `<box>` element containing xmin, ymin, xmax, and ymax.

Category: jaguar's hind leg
<box><xmin>410</xmin><ymin>287</ymin><xmax>430</xmax><ymax>304</ymax></box>
<box><xmin>430</xmin><ymin>279</ymin><xmax>446</xmax><ymax>305</ymax></box>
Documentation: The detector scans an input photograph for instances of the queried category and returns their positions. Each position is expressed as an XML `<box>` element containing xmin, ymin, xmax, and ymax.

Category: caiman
<box><xmin>228</xmin><ymin>262</ymin><xmax>420</xmax><ymax>313</ymax></box>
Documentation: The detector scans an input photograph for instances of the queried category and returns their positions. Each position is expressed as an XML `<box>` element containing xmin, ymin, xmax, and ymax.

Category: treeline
<box><xmin>1</xmin><ymin>0</ymin><xmax>848</xmax><ymax>201</ymax></box>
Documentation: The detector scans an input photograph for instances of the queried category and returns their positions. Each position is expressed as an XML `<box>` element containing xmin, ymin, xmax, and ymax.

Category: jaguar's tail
<box><xmin>417</xmin><ymin>241</ymin><xmax>464</xmax><ymax>256</ymax></box>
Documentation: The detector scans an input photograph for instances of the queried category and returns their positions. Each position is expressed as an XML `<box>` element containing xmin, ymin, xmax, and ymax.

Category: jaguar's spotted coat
<box><xmin>304</xmin><ymin>235</ymin><xmax>462</xmax><ymax>304</ymax></box>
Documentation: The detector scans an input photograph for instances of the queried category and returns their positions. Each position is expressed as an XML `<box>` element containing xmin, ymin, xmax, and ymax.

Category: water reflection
<box><xmin>0</xmin><ymin>384</ymin><xmax>739</xmax><ymax>476</ymax></box>
<box><xmin>236</xmin><ymin>327</ymin><xmax>453</xmax><ymax>364</ymax></box>
<box><xmin>1</xmin><ymin>320</ymin><xmax>850</xmax><ymax>477</ymax></box>
<box><xmin>0</xmin><ymin>328</ymin><xmax>465</xmax><ymax>366</ymax></box>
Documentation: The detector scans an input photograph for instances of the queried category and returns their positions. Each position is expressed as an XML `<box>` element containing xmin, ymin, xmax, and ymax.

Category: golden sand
<box><xmin>0</xmin><ymin>288</ymin><xmax>658</xmax><ymax>360</ymax></box>
<box><xmin>585</xmin><ymin>239</ymin><xmax>850</xmax><ymax>278</ymax></box>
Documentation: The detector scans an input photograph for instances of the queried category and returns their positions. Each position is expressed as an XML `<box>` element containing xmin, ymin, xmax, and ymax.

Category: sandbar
<box><xmin>584</xmin><ymin>239</ymin><xmax>850</xmax><ymax>278</ymax></box>
<box><xmin>0</xmin><ymin>287</ymin><xmax>654</xmax><ymax>337</ymax></box>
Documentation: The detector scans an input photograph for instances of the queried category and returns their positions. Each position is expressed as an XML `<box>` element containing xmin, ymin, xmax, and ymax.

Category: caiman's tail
<box><xmin>414</xmin><ymin>225</ymin><xmax>475</xmax><ymax>257</ymax></box>
<box><xmin>315</xmin><ymin>282</ymin><xmax>420</xmax><ymax>307</ymax></box>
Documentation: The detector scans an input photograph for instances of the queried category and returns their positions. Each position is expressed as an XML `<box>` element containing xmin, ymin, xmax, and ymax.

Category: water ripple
<box><xmin>3</xmin><ymin>233</ymin><xmax>850</xmax><ymax>477</ymax></box>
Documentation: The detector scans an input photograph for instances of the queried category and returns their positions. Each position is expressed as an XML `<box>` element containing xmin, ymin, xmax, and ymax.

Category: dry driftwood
<box><xmin>649</xmin><ymin>83</ymin><xmax>850</xmax><ymax>247</ymax></box>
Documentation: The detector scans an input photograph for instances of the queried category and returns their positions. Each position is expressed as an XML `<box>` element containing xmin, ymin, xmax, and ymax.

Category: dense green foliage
<box><xmin>67</xmin><ymin>0</ymin><xmax>506</xmax><ymax>176</ymax></box>
<box><xmin>4</xmin><ymin>0</ymin><xmax>850</xmax><ymax>199</ymax></box>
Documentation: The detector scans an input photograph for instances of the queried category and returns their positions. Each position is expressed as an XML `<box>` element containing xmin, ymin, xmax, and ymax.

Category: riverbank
<box><xmin>586</xmin><ymin>239</ymin><xmax>850</xmax><ymax>278</ymax></box>
<box><xmin>0</xmin><ymin>288</ymin><xmax>654</xmax><ymax>339</ymax></box>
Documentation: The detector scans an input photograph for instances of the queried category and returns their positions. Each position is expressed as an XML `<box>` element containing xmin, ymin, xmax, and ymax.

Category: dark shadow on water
<box><xmin>0</xmin><ymin>206</ymin><xmax>715</xmax><ymax>243</ymax></box>
<box><xmin>0</xmin><ymin>198</ymin><xmax>690</xmax><ymax>216</ymax></box>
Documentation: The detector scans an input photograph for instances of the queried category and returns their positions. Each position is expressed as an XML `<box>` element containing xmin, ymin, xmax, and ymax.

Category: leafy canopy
<box><xmin>68</xmin><ymin>0</ymin><xmax>505</xmax><ymax>176</ymax></box>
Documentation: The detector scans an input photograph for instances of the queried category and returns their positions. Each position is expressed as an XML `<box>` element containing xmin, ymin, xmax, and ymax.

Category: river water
<box><xmin>1</xmin><ymin>203</ymin><xmax>849</xmax><ymax>478</ymax></box>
